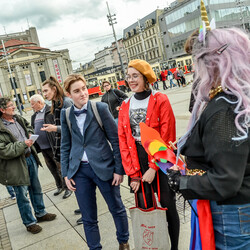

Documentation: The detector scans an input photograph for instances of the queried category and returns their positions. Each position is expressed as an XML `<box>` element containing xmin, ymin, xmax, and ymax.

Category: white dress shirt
<box><xmin>74</xmin><ymin>104</ymin><xmax>89</xmax><ymax>162</ymax></box>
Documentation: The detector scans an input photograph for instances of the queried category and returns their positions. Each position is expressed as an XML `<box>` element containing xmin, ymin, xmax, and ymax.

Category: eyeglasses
<box><xmin>125</xmin><ymin>74</ymin><xmax>142</xmax><ymax>81</ymax></box>
<box><xmin>6</xmin><ymin>103</ymin><xmax>15</xmax><ymax>108</ymax></box>
<box><xmin>103</xmin><ymin>85</ymin><xmax>110</xmax><ymax>88</ymax></box>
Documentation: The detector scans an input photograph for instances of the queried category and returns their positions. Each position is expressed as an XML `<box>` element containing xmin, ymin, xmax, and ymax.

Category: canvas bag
<box><xmin>130</xmin><ymin>186</ymin><xmax>170</xmax><ymax>250</ymax></box>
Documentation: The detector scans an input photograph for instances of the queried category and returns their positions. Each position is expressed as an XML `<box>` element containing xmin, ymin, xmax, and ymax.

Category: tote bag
<box><xmin>129</xmin><ymin>189</ymin><xmax>170</xmax><ymax>250</ymax></box>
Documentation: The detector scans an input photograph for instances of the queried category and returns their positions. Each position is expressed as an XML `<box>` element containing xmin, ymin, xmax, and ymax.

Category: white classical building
<box><xmin>0</xmin><ymin>28</ymin><xmax>73</xmax><ymax>103</ymax></box>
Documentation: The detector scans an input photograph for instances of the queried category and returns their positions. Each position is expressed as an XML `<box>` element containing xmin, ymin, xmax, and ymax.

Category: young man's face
<box><xmin>68</xmin><ymin>80</ymin><xmax>89</xmax><ymax>109</ymax></box>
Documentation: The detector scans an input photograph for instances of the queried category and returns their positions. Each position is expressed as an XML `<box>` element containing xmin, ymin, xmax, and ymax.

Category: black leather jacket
<box><xmin>101</xmin><ymin>89</ymin><xmax>127</xmax><ymax>119</ymax></box>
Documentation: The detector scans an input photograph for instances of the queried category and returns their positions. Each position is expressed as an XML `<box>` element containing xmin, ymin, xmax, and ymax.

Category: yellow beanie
<box><xmin>128</xmin><ymin>59</ymin><xmax>156</xmax><ymax>84</ymax></box>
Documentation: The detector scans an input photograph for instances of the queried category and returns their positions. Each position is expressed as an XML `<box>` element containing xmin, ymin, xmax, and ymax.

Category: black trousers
<box><xmin>135</xmin><ymin>143</ymin><xmax>180</xmax><ymax>250</ymax></box>
<box><xmin>162</xmin><ymin>80</ymin><xmax>168</xmax><ymax>90</ymax></box>
<box><xmin>41</xmin><ymin>148</ymin><xmax>66</xmax><ymax>189</ymax></box>
<box><xmin>181</xmin><ymin>76</ymin><xmax>186</xmax><ymax>85</ymax></box>
<box><xmin>176</xmin><ymin>79</ymin><xmax>182</xmax><ymax>87</ymax></box>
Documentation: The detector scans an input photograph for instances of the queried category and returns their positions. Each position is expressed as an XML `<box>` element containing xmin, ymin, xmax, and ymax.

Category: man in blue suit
<box><xmin>60</xmin><ymin>74</ymin><xmax>129</xmax><ymax>250</ymax></box>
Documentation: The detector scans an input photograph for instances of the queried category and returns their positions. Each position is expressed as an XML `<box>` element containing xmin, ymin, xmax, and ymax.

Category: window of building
<box><xmin>39</xmin><ymin>71</ymin><xmax>46</xmax><ymax>82</ymax></box>
<box><xmin>211</xmin><ymin>7</ymin><xmax>244</xmax><ymax>22</ymax></box>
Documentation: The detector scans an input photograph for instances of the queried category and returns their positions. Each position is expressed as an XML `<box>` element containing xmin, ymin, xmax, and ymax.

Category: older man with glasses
<box><xmin>0</xmin><ymin>97</ymin><xmax>56</xmax><ymax>234</ymax></box>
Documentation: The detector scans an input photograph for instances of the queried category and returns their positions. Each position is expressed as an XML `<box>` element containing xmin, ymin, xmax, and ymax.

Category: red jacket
<box><xmin>118</xmin><ymin>91</ymin><xmax>176</xmax><ymax>178</ymax></box>
<box><xmin>160</xmin><ymin>71</ymin><xmax>167</xmax><ymax>81</ymax></box>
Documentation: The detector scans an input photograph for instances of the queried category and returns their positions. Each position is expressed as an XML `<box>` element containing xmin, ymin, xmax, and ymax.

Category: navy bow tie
<box><xmin>74</xmin><ymin>109</ymin><xmax>87</xmax><ymax>116</ymax></box>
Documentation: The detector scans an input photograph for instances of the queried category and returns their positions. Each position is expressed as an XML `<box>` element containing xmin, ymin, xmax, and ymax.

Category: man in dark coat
<box><xmin>30</xmin><ymin>94</ymin><xmax>71</xmax><ymax>199</ymax></box>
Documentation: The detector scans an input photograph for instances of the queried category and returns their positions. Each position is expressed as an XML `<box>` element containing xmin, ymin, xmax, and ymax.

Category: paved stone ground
<box><xmin>0</xmin><ymin>77</ymin><xmax>193</xmax><ymax>250</ymax></box>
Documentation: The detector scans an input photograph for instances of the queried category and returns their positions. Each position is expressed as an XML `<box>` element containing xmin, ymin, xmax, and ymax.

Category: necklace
<box><xmin>209</xmin><ymin>85</ymin><xmax>224</xmax><ymax>99</ymax></box>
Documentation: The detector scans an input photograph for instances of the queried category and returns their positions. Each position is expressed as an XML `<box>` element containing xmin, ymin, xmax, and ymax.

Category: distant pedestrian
<box><xmin>101</xmin><ymin>81</ymin><xmax>128</xmax><ymax>123</ymax></box>
<box><xmin>41</xmin><ymin>76</ymin><xmax>73</xmax><ymax>199</ymax></box>
<box><xmin>20</xmin><ymin>103</ymin><xmax>26</xmax><ymax>113</ymax></box>
<box><xmin>160</xmin><ymin>70</ymin><xmax>168</xmax><ymax>90</ymax></box>
<box><xmin>173</xmin><ymin>69</ymin><xmax>182</xmax><ymax>87</ymax></box>
<box><xmin>167</xmin><ymin>70</ymin><xmax>177</xmax><ymax>88</ymax></box>
<box><xmin>154</xmin><ymin>79</ymin><xmax>159</xmax><ymax>90</ymax></box>
<box><xmin>0</xmin><ymin>97</ymin><xmax>56</xmax><ymax>234</ymax></box>
<box><xmin>179</xmin><ymin>67</ymin><xmax>186</xmax><ymax>86</ymax></box>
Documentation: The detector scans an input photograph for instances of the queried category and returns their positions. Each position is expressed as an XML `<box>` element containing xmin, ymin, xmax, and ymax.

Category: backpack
<box><xmin>65</xmin><ymin>101</ymin><xmax>103</xmax><ymax>134</ymax></box>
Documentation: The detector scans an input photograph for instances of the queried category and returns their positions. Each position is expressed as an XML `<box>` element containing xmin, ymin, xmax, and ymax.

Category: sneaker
<box><xmin>119</xmin><ymin>242</ymin><xmax>130</xmax><ymax>250</ymax></box>
<box><xmin>76</xmin><ymin>217</ymin><xmax>83</xmax><ymax>225</ymax></box>
<box><xmin>74</xmin><ymin>209</ymin><xmax>81</xmax><ymax>215</ymax></box>
<box><xmin>54</xmin><ymin>188</ymin><xmax>64</xmax><ymax>196</ymax></box>
<box><xmin>11</xmin><ymin>195</ymin><xmax>16</xmax><ymax>200</ymax></box>
<box><xmin>63</xmin><ymin>189</ymin><xmax>73</xmax><ymax>199</ymax></box>
<box><xmin>36</xmin><ymin>213</ymin><xmax>57</xmax><ymax>222</ymax></box>
<box><xmin>26</xmin><ymin>224</ymin><xmax>42</xmax><ymax>234</ymax></box>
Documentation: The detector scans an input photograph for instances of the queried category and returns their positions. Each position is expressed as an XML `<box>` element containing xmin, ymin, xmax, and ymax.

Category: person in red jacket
<box><xmin>160</xmin><ymin>70</ymin><xmax>168</xmax><ymax>90</ymax></box>
<box><xmin>118</xmin><ymin>59</ymin><xmax>179</xmax><ymax>250</ymax></box>
<box><xmin>173</xmin><ymin>68</ymin><xmax>182</xmax><ymax>87</ymax></box>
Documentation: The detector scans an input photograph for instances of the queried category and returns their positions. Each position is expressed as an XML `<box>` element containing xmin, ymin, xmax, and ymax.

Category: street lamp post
<box><xmin>106</xmin><ymin>1</ymin><xmax>126</xmax><ymax>79</ymax></box>
<box><xmin>1</xmin><ymin>40</ymin><xmax>22</xmax><ymax>115</ymax></box>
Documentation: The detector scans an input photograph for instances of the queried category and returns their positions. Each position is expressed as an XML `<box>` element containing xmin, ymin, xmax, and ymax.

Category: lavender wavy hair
<box><xmin>177</xmin><ymin>28</ymin><xmax>250</xmax><ymax>157</ymax></box>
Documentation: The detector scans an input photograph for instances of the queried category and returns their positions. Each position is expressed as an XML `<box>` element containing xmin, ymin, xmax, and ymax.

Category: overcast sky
<box><xmin>0</xmin><ymin>0</ymin><xmax>171</xmax><ymax>69</ymax></box>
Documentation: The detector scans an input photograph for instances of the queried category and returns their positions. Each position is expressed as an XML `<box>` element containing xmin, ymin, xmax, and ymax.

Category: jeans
<box><xmin>154</xmin><ymin>82</ymin><xmax>159</xmax><ymax>90</ymax></box>
<box><xmin>6</xmin><ymin>186</ymin><xmax>15</xmax><ymax>197</ymax></box>
<box><xmin>13</xmin><ymin>154</ymin><xmax>46</xmax><ymax>226</ymax></box>
<box><xmin>169</xmin><ymin>79</ymin><xmax>177</xmax><ymax>88</ymax></box>
<box><xmin>210</xmin><ymin>201</ymin><xmax>250</xmax><ymax>250</ymax></box>
<box><xmin>73</xmin><ymin>162</ymin><xmax>129</xmax><ymax>250</ymax></box>
<box><xmin>162</xmin><ymin>80</ymin><xmax>168</xmax><ymax>90</ymax></box>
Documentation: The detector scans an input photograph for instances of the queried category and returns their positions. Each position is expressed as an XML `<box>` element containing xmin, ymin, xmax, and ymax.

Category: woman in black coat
<box><xmin>101</xmin><ymin>81</ymin><xmax>128</xmax><ymax>122</ymax></box>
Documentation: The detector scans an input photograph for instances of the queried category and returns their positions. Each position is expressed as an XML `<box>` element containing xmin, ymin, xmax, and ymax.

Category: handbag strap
<box><xmin>132</xmin><ymin>176</ymin><xmax>157</xmax><ymax>209</ymax></box>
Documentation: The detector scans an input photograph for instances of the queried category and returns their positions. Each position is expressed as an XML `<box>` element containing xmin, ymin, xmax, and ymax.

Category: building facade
<box><xmin>0</xmin><ymin>27</ymin><xmax>40</xmax><ymax>47</ymax></box>
<box><xmin>0</xmin><ymin>28</ymin><xmax>73</xmax><ymax>103</ymax></box>
<box><xmin>123</xmin><ymin>9</ymin><xmax>165</xmax><ymax>64</ymax></box>
<box><xmin>159</xmin><ymin>0</ymin><xmax>250</xmax><ymax>61</ymax></box>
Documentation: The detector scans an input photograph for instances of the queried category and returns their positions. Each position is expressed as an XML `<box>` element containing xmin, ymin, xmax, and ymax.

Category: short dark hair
<box><xmin>101</xmin><ymin>81</ymin><xmax>111</xmax><ymax>88</ymax></box>
<box><xmin>0</xmin><ymin>97</ymin><xmax>12</xmax><ymax>117</ymax></box>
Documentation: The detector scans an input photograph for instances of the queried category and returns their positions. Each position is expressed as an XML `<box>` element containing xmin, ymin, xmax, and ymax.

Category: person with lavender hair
<box><xmin>166</xmin><ymin>27</ymin><xmax>250</xmax><ymax>249</ymax></box>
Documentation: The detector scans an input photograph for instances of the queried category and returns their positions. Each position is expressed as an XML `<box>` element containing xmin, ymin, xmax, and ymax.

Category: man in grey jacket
<box><xmin>0</xmin><ymin>97</ymin><xmax>56</xmax><ymax>234</ymax></box>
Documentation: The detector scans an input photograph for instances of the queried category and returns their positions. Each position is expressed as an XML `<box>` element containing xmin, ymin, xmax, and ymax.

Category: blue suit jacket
<box><xmin>60</xmin><ymin>101</ymin><xmax>124</xmax><ymax>181</ymax></box>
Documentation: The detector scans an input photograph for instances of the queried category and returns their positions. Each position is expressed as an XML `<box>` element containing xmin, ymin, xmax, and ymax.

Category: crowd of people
<box><xmin>0</xmin><ymin>26</ymin><xmax>249</xmax><ymax>250</ymax></box>
<box><xmin>152</xmin><ymin>66</ymin><xmax>188</xmax><ymax>91</ymax></box>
